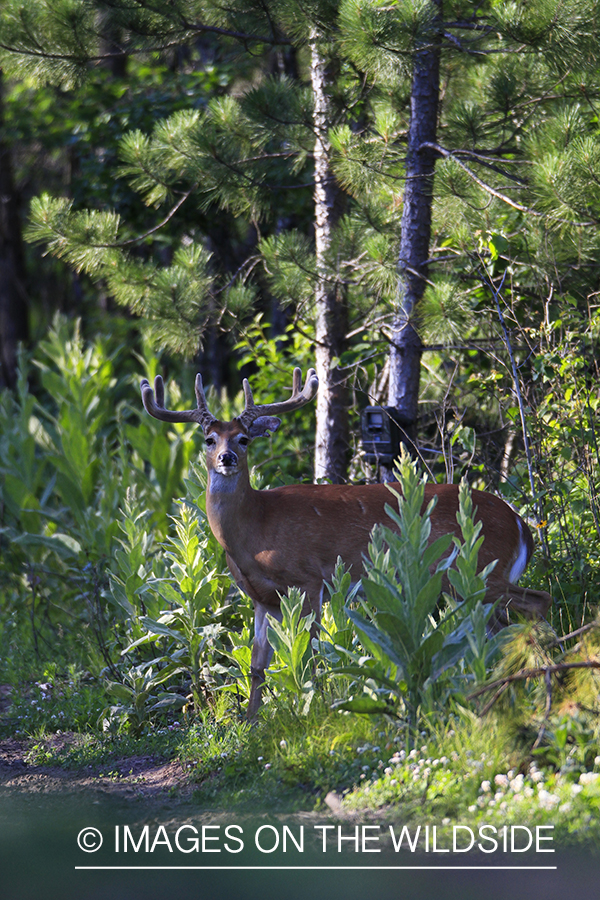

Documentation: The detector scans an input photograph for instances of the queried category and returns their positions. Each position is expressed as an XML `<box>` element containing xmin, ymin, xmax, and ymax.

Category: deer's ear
<box><xmin>247</xmin><ymin>416</ymin><xmax>281</xmax><ymax>439</ymax></box>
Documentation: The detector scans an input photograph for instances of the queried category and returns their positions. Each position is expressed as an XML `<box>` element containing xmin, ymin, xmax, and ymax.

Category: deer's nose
<box><xmin>219</xmin><ymin>450</ymin><xmax>238</xmax><ymax>467</ymax></box>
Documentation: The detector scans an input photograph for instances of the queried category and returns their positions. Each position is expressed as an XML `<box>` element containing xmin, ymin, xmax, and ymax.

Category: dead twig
<box><xmin>532</xmin><ymin>669</ymin><xmax>553</xmax><ymax>750</ymax></box>
<box><xmin>468</xmin><ymin>659</ymin><xmax>600</xmax><ymax>714</ymax></box>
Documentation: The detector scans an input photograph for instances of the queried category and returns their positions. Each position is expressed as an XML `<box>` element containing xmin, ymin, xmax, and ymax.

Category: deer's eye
<box><xmin>238</xmin><ymin>436</ymin><xmax>249</xmax><ymax>447</ymax></box>
<box><xmin>205</xmin><ymin>437</ymin><xmax>216</xmax><ymax>447</ymax></box>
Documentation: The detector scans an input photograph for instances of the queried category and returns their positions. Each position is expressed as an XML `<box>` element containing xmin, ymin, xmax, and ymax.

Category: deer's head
<box><xmin>140</xmin><ymin>368</ymin><xmax>319</xmax><ymax>477</ymax></box>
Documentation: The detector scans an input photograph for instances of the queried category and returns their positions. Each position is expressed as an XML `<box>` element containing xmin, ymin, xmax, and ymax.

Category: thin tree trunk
<box><xmin>310</xmin><ymin>35</ymin><xmax>348</xmax><ymax>483</ymax></box>
<box><xmin>0</xmin><ymin>71</ymin><xmax>29</xmax><ymax>389</ymax></box>
<box><xmin>381</xmin><ymin>8</ymin><xmax>442</xmax><ymax>479</ymax></box>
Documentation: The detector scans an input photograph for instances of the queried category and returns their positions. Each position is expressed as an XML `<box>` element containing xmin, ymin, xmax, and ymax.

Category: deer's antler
<box><xmin>140</xmin><ymin>374</ymin><xmax>218</xmax><ymax>432</ymax></box>
<box><xmin>237</xmin><ymin>367</ymin><xmax>318</xmax><ymax>430</ymax></box>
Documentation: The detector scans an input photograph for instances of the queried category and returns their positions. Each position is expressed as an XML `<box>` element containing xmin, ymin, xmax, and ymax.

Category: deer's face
<box><xmin>204</xmin><ymin>422</ymin><xmax>250</xmax><ymax>476</ymax></box>
<box><xmin>204</xmin><ymin>415</ymin><xmax>282</xmax><ymax>476</ymax></box>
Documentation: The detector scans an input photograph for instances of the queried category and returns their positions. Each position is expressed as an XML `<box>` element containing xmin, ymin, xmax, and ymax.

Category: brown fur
<box><xmin>203</xmin><ymin>421</ymin><xmax>552</xmax><ymax>717</ymax></box>
<box><xmin>140</xmin><ymin>375</ymin><xmax>552</xmax><ymax>719</ymax></box>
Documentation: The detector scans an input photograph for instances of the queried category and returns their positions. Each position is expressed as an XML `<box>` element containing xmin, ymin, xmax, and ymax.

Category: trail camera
<box><xmin>360</xmin><ymin>406</ymin><xmax>404</xmax><ymax>465</ymax></box>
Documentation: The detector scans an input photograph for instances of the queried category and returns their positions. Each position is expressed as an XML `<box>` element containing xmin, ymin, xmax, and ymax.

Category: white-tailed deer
<box><xmin>141</xmin><ymin>367</ymin><xmax>552</xmax><ymax>717</ymax></box>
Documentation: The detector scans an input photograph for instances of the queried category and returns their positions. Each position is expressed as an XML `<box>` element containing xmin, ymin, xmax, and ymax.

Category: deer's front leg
<box><xmin>247</xmin><ymin>600</ymin><xmax>282</xmax><ymax>719</ymax></box>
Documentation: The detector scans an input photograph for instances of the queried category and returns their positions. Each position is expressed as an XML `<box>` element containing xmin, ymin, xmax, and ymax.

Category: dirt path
<box><xmin>0</xmin><ymin>734</ymin><xmax>195</xmax><ymax>800</ymax></box>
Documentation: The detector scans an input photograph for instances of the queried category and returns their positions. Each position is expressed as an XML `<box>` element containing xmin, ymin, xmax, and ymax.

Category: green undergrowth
<box><xmin>6</xmin><ymin>676</ymin><xmax>600</xmax><ymax>850</ymax></box>
<box><xmin>0</xmin><ymin>666</ymin><xmax>106</xmax><ymax>738</ymax></box>
<box><xmin>1</xmin><ymin>321</ymin><xmax>600</xmax><ymax>850</ymax></box>
<box><xmin>182</xmin><ymin>698</ymin><xmax>398</xmax><ymax>810</ymax></box>
<box><xmin>21</xmin><ymin>730</ymin><xmax>185</xmax><ymax>771</ymax></box>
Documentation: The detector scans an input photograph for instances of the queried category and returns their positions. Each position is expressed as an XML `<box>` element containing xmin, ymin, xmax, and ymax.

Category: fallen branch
<box><xmin>548</xmin><ymin>620</ymin><xmax>600</xmax><ymax>647</ymax></box>
<box><xmin>468</xmin><ymin>659</ymin><xmax>600</xmax><ymax>708</ymax></box>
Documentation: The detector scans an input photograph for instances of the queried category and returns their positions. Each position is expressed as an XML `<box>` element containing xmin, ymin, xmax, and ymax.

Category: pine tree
<box><xmin>0</xmin><ymin>70</ymin><xmax>29</xmax><ymax>388</ymax></box>
<box><xmin>333</xmin><ymin>0</ymin><xmax>600</xmax><ymax>475</ymax></box>
<box><xmin>3</xmin><ymin>0</ymin><xmax>600</xmax><ymax>483</ymax></box>
<box><xmin>1</xmin><ymin>0</ymin><xmax>372</xmax><ymax>480</ymax></box>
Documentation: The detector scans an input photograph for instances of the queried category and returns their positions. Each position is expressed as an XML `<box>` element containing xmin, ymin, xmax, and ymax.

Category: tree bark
<box><xmin>0</xmin><ymin>71</ymin><xmax>29</xmax><ymax>389</ymax></box>
<box><xmin>381</xmin><ymin>7</ymin><xmax>442</xmax><ymax>479</ymax></box>
<box><xmin>310</xmin><ymin>36</ymin><xmax>349</xmax><ymax>483</ymax></box>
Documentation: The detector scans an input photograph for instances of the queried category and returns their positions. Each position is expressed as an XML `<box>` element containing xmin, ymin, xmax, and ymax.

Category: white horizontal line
<box><xmin>75</xmin><ymin>865</ymin><xmax>558</xmax><ymax>871</ymax></box>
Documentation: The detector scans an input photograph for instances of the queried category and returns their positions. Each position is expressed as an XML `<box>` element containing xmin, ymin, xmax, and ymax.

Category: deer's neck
<box><xmin>205</xmin><ymin>467</ymin><xmax>255</xmax><ymax>551</ymax></box>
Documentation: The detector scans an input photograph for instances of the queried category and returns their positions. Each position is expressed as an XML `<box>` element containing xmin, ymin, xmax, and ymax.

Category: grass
<box><xmin>4</xmin><ymin>660</ymin><xmax>600</xmax><ymax>853</ymax></box>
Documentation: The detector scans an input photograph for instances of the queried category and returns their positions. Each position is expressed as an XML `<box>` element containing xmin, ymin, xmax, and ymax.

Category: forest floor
<box><xmin>0</xmin><ymin>734</ymin><xmax>195</xmax><ymax>803</ymax></box>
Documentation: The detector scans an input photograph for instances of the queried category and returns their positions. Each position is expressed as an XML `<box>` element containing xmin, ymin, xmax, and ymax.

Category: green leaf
<box><xmin>12</xmin><ymin>531</ymin><xmax>82</xmax><ymax>559</ymax></box>
<box><xmin>148</xmin><ymin>693</ymin><xmax>187</xmax><ymax>711</ymax></box>
<box><xmin>105</xmin><ymin>682</ymin><xmax>133</xmax><ymax>701</ymax></box>
<box><xmin>346</xmin><ymin>608</ymin><xmax>405</xmax><ymax>671</ymax></box>
<box><xmin>128</xmin><ymin>616</ymin><xmax>186</xmax><ymax>644</ymax></box>
<box><xmin>331</xmin><ymin>696</ymin><xmax>392</xmax><ymax>714</ymax></box>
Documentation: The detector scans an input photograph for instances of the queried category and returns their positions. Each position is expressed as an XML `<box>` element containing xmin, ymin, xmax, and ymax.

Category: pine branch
<box><xmin>0</xmin><ymin>37</ymin><xmax>183</xmax><ymax>63</ymax></box>
<box><xmin>442</xmin><ymin>30</ymin><xmax>487</xmax><ymax>57</ymax></box>
<box><xmin>435</xmin><ymin>148</ymin><xmax>527</xmax><ymax>184</ymax></box>
<box><xmin>0</xmin><ymin>4</ymin><xmax>292</xmax><ymax>68</ymax></box>
<box><xmin>424</xmin><ymin>141</ymin><xmax>597</xmax><ymax>225</ymax></box>
<box><xmin>444</xmin><ymin>20</ymin><xmax>493</xmax><ymax>32</ymax></box>
<box><xmin>116</xmin><ymin>187</ymin><xmax>198</xmax><ymax>247</ymax></box>
<box><xmin>422</xmin><ymin>141</ymin><xmax>544</xmax><ymax>215</ymax></box>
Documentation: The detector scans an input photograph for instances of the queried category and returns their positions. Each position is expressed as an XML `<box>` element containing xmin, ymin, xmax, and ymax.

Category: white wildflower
<box><xmin>579</xmin><ymin>772</ymin><xmax>600</xmax><ymax>786</ymax></box>
<box><xmin>538</xmin><ymin>790</ymin><xmax>560</xmax><ymax>809</ymax></box>
<box><xmin>510</xmin><ymin>774</ymin><xmax>525</xmax><ymax>793</ymax></box>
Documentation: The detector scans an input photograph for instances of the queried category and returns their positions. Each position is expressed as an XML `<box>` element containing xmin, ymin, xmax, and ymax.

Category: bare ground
<box><xmin>0</xmin><ymin>732</ymin><xmax>196</xmax><ymax>801</ymax></box>
<box><xmin>0</xmin><ymin>685</ymin><xmax>343</xmax><ymax>818</ymax></box>
<box><xmin>0</xmin><ymin>677</ymin><xmax>199</xmax><ymax>802</ymax></box>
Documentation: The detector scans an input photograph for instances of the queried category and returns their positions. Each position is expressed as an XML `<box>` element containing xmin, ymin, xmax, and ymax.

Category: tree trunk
<box><xmin>0</xmin><ymin>72</ymin><xmax>29</xmax><ymax>389</ymax></box>
<box><xmin>310</xmin><ymin>36</ymin><xmax>349</xmax><ymax>483</ymax></box>
<box><xmin>381</xmin><ymin>8</ymin><xmax>442</xmax><ymax>479</ymax></box>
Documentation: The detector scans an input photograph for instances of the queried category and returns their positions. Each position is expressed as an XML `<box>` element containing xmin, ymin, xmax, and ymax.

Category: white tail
<box><xmin>141</xmin><ymin>367</ymin><xmax>552</xmax><ymax>717</ymax></box>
